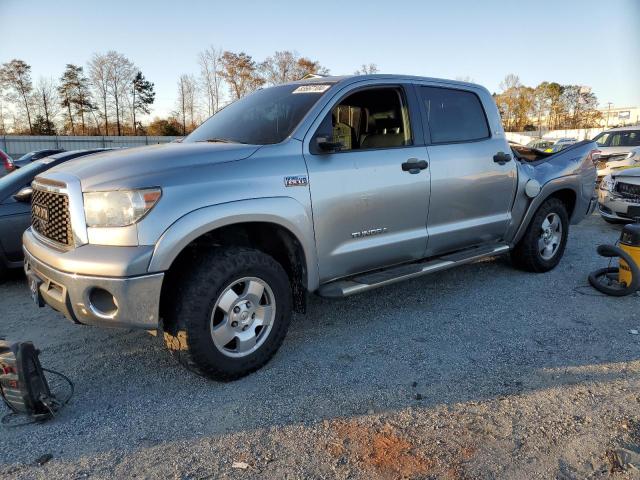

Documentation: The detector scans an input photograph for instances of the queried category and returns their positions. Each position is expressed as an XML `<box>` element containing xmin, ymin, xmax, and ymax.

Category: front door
<box><xmin>303</xmin><ymin>85</ymin><xmax>430</xmax><ymax>283</ymax></box>
<box><xmin>417</xmin><ymin>85</ymin><xmax>518</xmax><ymax>256</ymax></box>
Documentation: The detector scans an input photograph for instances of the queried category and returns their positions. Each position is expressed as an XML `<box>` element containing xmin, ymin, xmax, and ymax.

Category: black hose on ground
<box><xmin>588</xmin><ymin>244</ymin><xmax>640</xmax><ymax>297</ymax></box>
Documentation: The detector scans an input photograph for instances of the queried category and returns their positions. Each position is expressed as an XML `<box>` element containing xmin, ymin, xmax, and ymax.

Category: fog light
<box><xmin>88</xmin><ymin>288</ymin><xmax>118</xmax><ymax>317</ymax></box>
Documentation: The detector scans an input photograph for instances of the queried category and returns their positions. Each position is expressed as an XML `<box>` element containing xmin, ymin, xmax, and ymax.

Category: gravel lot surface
<box><xmin>1</xmin><ymin>214</ymin><xmax>639</xmax><ymax>479</ymax></box>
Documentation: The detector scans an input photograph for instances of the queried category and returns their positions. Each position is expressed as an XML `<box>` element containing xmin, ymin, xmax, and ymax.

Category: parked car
<box><xmin>593</xmin><ymin>126</ymin><xmax>640</xmax><ymax>179</ymax></box>
<box><xmin>526</xmin><ymin>139</ymin><xmax>554</xmax><ymax>151</ymax></box>
<box><xmin>13</xmin><ymin>149</ymin><xmax>65</xmax><ymax>168</ymax></box>
<box><xmin>0</xmin><ymin>148</ymin><xmax>15</xmax><ymax>178</ymax></box>
<box><xmin>0</xmin><ymin>149</ymin><xmax>111</xmax><ymax>278</ymax></box>
<box><xmin>23</xmin><ymin>75</ymin><xmax>597</xmax><ymax>380</ymax></box>
<box><xmin>598</xmin><ymin>167</ymin><xmax>640</xmax><ymax>223</ymax></box>
<box><xmin>543</xmin><ymin>137</ymin><xmax>578</xmax><ymax>153</ymax></box>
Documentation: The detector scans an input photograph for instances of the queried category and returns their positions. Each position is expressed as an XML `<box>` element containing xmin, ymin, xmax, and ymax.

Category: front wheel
<box><xmin>511</xmin><ymin>198</ymin><xmax>569</xmax><ymax>273</ymax></box>
<box><xmin>163</xmin><ymin>247</ymin><xmax>292</xmax><ymax>381</ymax></box>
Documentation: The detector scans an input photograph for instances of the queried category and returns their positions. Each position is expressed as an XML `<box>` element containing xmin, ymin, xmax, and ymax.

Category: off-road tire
<box><xmin>511</xmin><ymin>198</ymin><xmax>569</xmax><ymax>273</ymax></box>
<box><xmin>163</xmin><ymin>247</ymin><xmax>292</xmax><ymax>381</ymax></box>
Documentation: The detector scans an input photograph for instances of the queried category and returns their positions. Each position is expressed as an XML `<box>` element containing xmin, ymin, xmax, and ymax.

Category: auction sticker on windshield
<box><xmin>293</xmin><ymin>84</ymin><xmax>331</xmax><ymax>94</ymax></box>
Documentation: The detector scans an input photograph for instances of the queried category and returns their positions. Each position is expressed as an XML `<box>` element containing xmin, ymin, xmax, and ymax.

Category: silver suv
<box><xmin>23</xmin><ymin>75</ymin><xmax>598</xmax><ymax>380</ymax></box>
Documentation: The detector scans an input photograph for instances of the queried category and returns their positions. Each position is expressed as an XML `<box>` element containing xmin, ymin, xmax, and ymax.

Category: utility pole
<box><xmin>606</xmin><ymin>102</ymin><xmax>613</xmax><ymax>128</ymax></box>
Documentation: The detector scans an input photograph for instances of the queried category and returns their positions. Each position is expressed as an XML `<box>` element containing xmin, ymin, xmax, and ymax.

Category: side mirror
<box><xmin>316</xmin><ymin>136</ymin><xmax>344</xmax><ymax>153</ymax></box>
<box><xmin>13</xmin><ymin>186</ymin><xmax>33</xmax><ymax>203</ymax></box>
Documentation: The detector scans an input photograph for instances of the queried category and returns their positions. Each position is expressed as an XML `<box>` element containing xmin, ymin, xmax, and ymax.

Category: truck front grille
<box><xmin>616</xmin><ymin>182</ymin><xmax>640</xmax><ymax>200</ymax></box>
<box><xmin>31</xmin><ymin>188</ymin><xmax>73</xmax><ymax>246</ymax></box>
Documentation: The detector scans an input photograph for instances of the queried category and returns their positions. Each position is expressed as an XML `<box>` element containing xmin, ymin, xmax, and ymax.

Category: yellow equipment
<box><xmin>619</xmin><ymin>222</ymin><xmax>640</xmax><ymax>287</ymax></box>
<box><xmin>589</xmin><ymin>219</ymin><xmax>640</xmax><ymax>296</ymax></box>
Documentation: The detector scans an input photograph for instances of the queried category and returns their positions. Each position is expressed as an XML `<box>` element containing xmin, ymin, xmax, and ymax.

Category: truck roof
<box><xmin>603</xmin><ymin>125</ymin><xmax>640</xmax><ymax>132</ymax></box>
<box><xmin>289</xmin><ymin>74</ymin><xmax>486</xmax><ymax>91</ymax></box>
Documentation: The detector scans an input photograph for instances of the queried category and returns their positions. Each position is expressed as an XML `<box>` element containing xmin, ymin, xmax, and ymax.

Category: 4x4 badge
<box><xmin>284</xmin><ymin>175</ymin><xmax>308</xmax><ymax>187</ymax></box>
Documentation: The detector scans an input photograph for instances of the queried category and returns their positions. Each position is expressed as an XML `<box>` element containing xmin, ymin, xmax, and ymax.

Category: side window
<box><xmin>318</xmin><ymin>87</ymin><xmax>412</xmax><ymax>152</ymax></box>
<box><xmin>419</xmin><ymin>86</ymin><xmax>489</xmax><ymax>144</ymax></box>
<box><xmin>610</xmin><ymin>133</ymin><xmax>623</xmax><ymax>146</ymax></box>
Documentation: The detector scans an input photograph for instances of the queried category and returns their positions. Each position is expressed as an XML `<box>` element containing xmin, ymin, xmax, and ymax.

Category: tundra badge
<box><xmin>284</xmin><ymin>175</ymin><xmax>308</xmax><ymax>187</ymax></box>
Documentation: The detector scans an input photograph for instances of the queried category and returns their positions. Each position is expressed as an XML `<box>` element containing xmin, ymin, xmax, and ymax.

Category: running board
<box><xmin>318</xmin><ymin>244</ymin><xmax>510</xmax><ymax>298</ymax></box>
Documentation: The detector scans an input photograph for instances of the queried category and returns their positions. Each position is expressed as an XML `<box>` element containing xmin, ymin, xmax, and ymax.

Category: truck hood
<box><xmin>45</xmin><ymin>142</ymin><xmax>261</xmax><ymax>191</ymax></box>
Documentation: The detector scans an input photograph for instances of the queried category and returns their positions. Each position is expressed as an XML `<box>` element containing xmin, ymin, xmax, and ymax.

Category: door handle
<box><xmin>493</xmin><ymin>151</ymin><xmax>512</xmax><ymax>165</ymax></box>
<box><xmin>401</xmin><ymin>158</ymin><xmax>428</xmax><ymax>173</ymax></box>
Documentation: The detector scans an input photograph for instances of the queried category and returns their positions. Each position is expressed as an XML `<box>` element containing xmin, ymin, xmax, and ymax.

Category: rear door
<box><xmin>417</xmin><ymin>85</ymin><xmax>517</xmax><ymax>255</ymax></box>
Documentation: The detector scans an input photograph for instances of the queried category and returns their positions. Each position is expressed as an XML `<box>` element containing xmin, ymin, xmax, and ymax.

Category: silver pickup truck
<box><xmin>23</xmin><ymin>75</ymin><xmax>598</xmax><ymax>380</ymax></box>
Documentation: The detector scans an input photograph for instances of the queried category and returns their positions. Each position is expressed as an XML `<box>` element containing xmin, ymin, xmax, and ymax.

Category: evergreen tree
<box><xmin>59</xmin><ymin>65</ymin><xmax>95</xmax><ymax>135</ymax></box>
<box><xmin>131</xmin><ymin>71</ymin><xmax>155</xmax><ymax>134</ymax></box>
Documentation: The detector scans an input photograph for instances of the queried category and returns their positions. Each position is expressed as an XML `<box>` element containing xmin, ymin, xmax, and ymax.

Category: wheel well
<box><xmin>548</xmin><ymin>189</ymin><xmax>577</xmax><ymax>219</ymax></box>
<box><xmin>160</xmin><ymin>222</ymin><xmax>307</xmax><ymax>329</ymax></box>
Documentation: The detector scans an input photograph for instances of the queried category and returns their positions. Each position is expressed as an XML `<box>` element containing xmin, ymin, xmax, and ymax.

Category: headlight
<box><xmin>599</xmin><ymin>175</ymin><xmax>614</xmax><ymax>192</ymax></box>
<box><xmin>84</xmin><ymin>188</ymin><xmax>161</xmax><ymax>227</ymax></box>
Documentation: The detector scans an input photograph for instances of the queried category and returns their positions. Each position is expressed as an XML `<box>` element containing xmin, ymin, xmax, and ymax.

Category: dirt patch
<box><xmin>326</xmin><ymin>419</ymin><xmax>476</xmax><ymax>479</ymax></box>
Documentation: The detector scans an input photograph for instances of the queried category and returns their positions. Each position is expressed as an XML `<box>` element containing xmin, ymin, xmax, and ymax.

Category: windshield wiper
<box><xmin>197</xmin><ymin>138</ymin><xmax>245</xmax><ymax>144</ymax></box>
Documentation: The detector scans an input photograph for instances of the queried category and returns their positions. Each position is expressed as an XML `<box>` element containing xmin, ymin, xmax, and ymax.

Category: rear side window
<box><xmin>419</xmin><ymin>87</ymin><xmax>489</xmax><ymax>144</ymax></box>
<box><xmin>610</xmin><ymin>131</ymin><xmax>640</xmax><ymax>147</ymax></box>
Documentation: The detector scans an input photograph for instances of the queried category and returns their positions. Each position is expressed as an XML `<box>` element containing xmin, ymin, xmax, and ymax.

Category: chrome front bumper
<box><xmin>23</xmin><ymin>236</ymin><xmax>164</xmax><ymax>330</ymax></box>
<box><xmin>598</xmin><ymin>189</ymin><xmax>640</xmax><ymax>221</ymax></box>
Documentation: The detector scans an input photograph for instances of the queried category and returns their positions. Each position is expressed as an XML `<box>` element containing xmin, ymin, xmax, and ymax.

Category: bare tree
<box><xmin>0</xmin><ymin>59</ymin><xmax>35</xmax><ymax>133</ymax></box>
<box><xmin>198</xmin><ymin>46</ymin><xmax>223</xmax><ymax>115</ymax></box>
<box><xmin>34</xmin><ymin>77</ymin><xmax>60</xmax><ymax>134</ymax></box>
<box><xmin>260</xmin><ymin>51</ymin><xmax>329</xmax><ymax>85</ymax></box>
<box><xmin>218</xmin><ymin>51</ymin><xmax>264</xmax><ymax>100</ymax></box>
<box><xmin>105</xmin><ymin>51</ymin><xmax>135</xmax><ymax>136</ymax></box>
<box><xmin>495</xmin><ymin>74</ymin><xmax>523</xmax><ymax>131</ymax></box>
<box><xmin>88</xmin><ymin>53</ymin><xmax>111</xmax><ymax>134</ymax></box>
<box><xmin>176</xmin><ymin>74</ymin><xmax>198</xmax><ymax>134</ymax></box>
<box><xmin>354</xmin><ymin>63</ymin><xmax>379</xmax><ymax>75</ymax></box>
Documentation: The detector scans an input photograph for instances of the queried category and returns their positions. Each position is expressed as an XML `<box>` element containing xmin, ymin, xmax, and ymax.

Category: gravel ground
<box><xmin>0</xmin><ymin>213</ymin><xmax>639</xmax><ymax>479</ymax></box>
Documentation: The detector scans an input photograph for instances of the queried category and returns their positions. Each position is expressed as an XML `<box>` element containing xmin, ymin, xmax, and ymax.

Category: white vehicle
<box><xmin>598</xmin><ymin>167</ymin><xmax>640</xmax><ymax>223</ymax></box>
<box><xmin>593</xmin><ymin>127</ymin><xmax>640</xmax><ymax>179</ymax></box>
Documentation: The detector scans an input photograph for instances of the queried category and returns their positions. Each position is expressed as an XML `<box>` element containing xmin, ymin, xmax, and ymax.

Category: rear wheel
<box><xmin>511</xmin><ymin>198</ymin><xmax>569</xmax><ymax>273</ymax></box>
<box><xmin>163</xmin><ymin>247</ymin><xmax>292</xmax><ymax>381</ymax></box>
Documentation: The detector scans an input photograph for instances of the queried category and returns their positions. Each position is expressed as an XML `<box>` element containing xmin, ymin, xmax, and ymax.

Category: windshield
<box><xmin>185</xmin><ymin>84</ymin><xmax>332</xmax><ymax>145</ymax></box>
<box><xmin>593</xmin><ymin>132</ymin><xmax>610</xmax><ymax>147</ymax></box>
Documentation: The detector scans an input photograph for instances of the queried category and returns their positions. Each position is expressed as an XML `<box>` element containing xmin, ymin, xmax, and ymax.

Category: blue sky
<box><xmin>1</xmin><ymin>0</ymin><xmax>638</xmax><ymax>119</ymax></box>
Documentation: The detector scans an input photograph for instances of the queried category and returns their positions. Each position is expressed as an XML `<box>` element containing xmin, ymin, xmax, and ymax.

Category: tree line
<box><xmin>0</xmin><ymin>54</ymin><xmax>155</xmax><ymax>136</ymax></box>
<box><xmin>1</xmin><ymin>51</ymin><xmax>604</xmax><ymax>137</ymax></box>
<box><xmin>0</xmin><ymin>48</ymin><xmax>358</xmax><ymax>137</ymax></box>
<box><xmin>493</xmin><ymin>74</ymin><xmax>602</xmax><ymax>133</ymax></box>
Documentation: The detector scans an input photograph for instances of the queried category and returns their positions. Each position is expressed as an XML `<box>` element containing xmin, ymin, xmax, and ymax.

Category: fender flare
<box><xmin>510</xmin><ymin>176</ymin><xmax>579</xmax><ymax>247</ymax></box>
<box><xmin>147</xmin><ymin>197</ymin><xmax>320</xmax><ymax>291</ymax></box>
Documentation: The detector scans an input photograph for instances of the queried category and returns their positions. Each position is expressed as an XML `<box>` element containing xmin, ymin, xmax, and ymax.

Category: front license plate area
<box><xmin>27</xmin><ymin>273</ymin><xmax>44</xmax><ymax>307</ymax></box>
